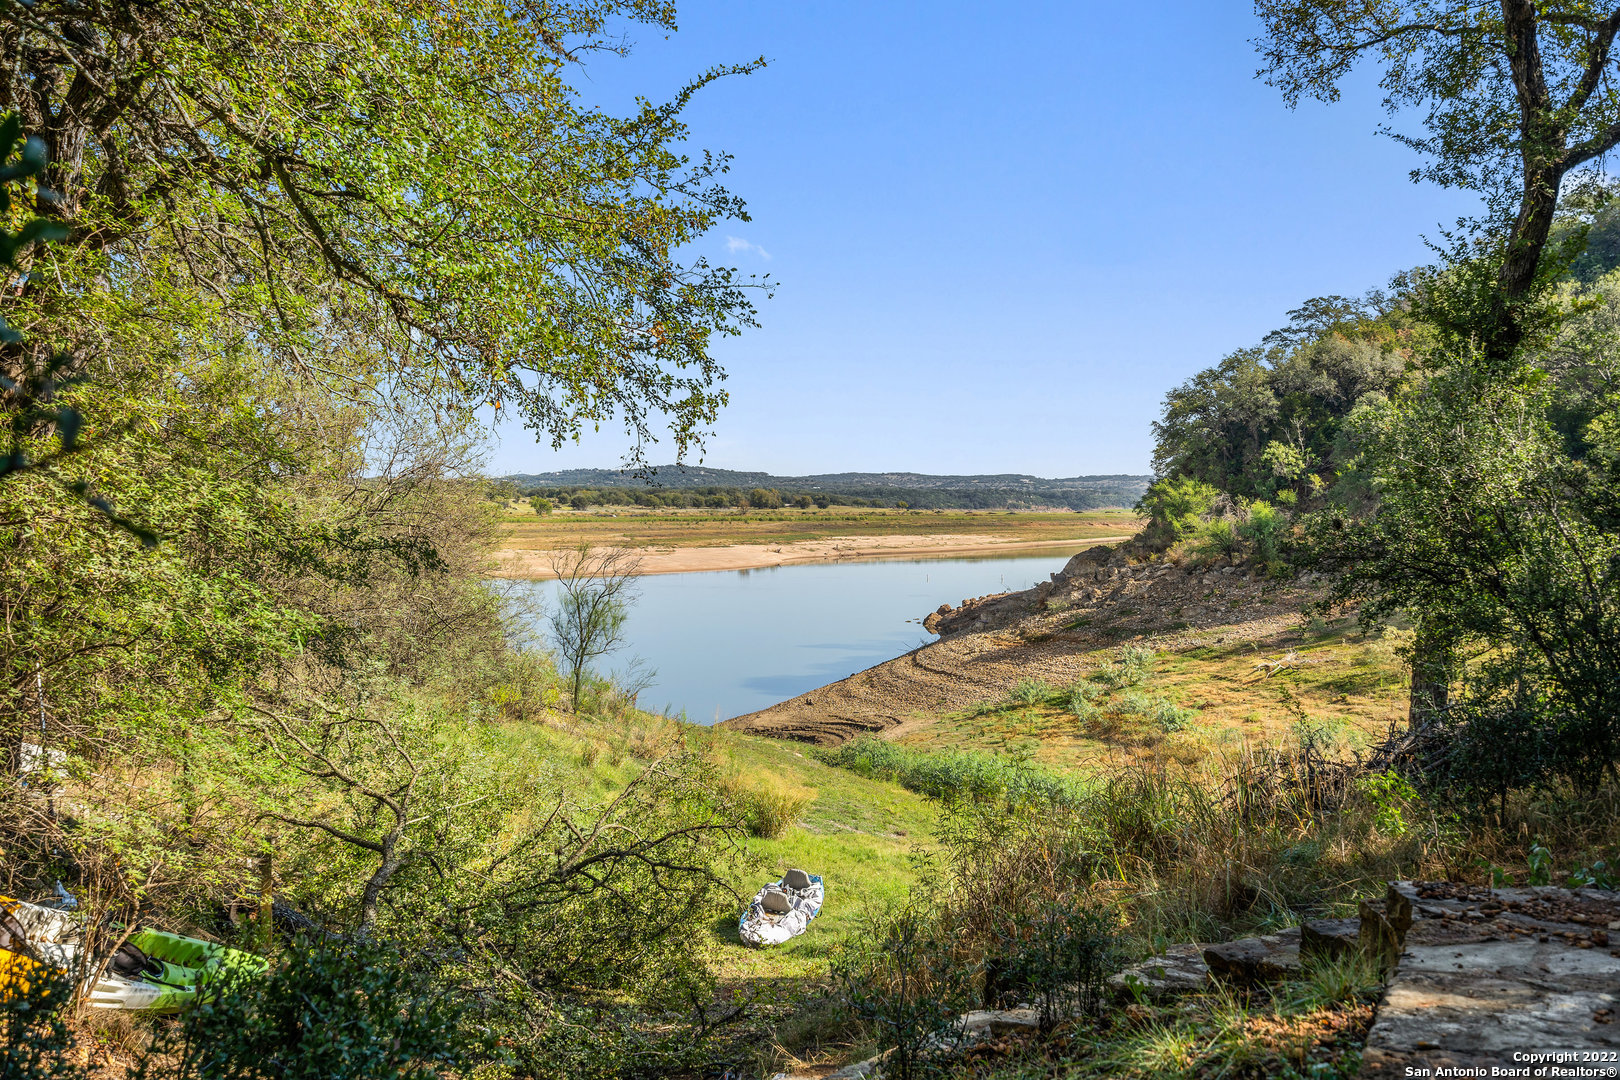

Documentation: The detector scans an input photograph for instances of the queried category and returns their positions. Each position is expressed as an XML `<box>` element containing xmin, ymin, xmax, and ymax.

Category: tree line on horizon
<box><xmin>489</xmin><ymin>476</ymin><xmax>1152</xmax><ymax>512</ymax></box>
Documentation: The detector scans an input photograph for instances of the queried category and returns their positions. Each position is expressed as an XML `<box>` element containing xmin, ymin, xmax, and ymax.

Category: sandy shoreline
<box><xmin>490</xmin><ymin>533</ymin><xmax>1133</xmax><ymax>580</ymax></box>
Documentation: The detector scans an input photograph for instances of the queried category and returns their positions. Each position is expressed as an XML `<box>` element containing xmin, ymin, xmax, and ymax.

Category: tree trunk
<box><xmin>1401</xmin><ymin>4</ymin><xmax>1566</xmax><ymax>734</ymax></box>
<box><xmin>256</xmin><ymin>848</ymin><xmax>275</xmax><ymax>950</ymax></box>
<box><xmin>358</xmin><ymin>843</ymin><xmax>400</xmax><ymax>935</ymax></box>
<box><xmin>1407</xmin><ymin>625</ymin><xmax>1453</xmax><ymax>732</ymax></box>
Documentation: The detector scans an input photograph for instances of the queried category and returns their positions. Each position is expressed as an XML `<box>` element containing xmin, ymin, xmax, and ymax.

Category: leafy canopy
<box><xmin>4</xmin><ymin>0</ymin><xmax>766</xmax><ymax>464</ymax></box>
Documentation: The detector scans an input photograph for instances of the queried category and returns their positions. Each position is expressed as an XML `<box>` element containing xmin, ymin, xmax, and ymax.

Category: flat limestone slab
<box><xmin>1109</xmin><ymin>943</ymin><xmax>1210</xmax><ymax>1000</ymax></box>
<box><xmin>1301</xmin><ymin>917</ymin><xmax>1362</xmax><ymax>959</ymax></box>
<box><xmin>957</xmin><ymin>1008</ymin><xmax>1041</xmax><ymax>1036</ymax></box>
<box><xmin>1204</xmin><ymin>926</ymin><xmax>1302</xmax><ymax>983</ymax></box>
<box><xmin>1359</xmin><ymin>883</ymin><xmax>1620</xmax><ymax>1079</ymax></box>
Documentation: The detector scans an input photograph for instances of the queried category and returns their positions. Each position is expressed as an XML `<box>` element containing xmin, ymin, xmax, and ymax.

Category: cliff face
<box><xmin>722</xmin><ymin>542</ymin><xmax>1325</xmax><ymax>746</ymax></box>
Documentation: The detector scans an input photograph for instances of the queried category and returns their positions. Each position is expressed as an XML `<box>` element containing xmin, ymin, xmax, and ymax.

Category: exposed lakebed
<box><xmin>514</xmin><ymin>545</ymin><xmax>1094</xmax><ymax>723</ymax></box>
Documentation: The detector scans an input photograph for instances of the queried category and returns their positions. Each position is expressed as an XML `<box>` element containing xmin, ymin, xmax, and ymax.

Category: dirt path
<box><xmin>491</xmin><ymin>534</ymin><xmax>1134</xmax><ymax>580</ymax></box>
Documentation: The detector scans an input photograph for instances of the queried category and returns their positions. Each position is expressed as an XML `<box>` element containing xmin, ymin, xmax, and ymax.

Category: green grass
<box><xmin>469</xmin><ymin>714</ymin><xmax>938</xmax><ymax>985</ymax></box>
<box><xmin>813</xmin><ymin>735</ymin><xmax>1084</xmax><ymax>809</ymax></box>
<box><xmin>699</xmin><ymin>733</ymin><xmax>938</xmax><ymax>983</ymax></box>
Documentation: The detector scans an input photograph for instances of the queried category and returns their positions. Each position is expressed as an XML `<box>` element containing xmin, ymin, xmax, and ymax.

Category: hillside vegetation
<box><xmin>495</xmin><ymin>469</ymin><xmax>1152</xmax><ymax>512</ymax></box>
<box><xmin>8</xmin><ymin>1</ymin><xmax>1620</xmax><ymax>1079</ymax></box>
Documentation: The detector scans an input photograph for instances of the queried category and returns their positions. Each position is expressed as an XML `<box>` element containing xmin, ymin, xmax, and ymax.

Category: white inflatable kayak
<box><xmin>738</xmin><ymin>869</ymin><xmax>823</xmax><ymax>947</ymax></box>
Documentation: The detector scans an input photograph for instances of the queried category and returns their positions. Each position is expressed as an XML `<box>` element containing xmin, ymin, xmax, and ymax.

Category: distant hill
<box><xmin>497</xmin><ymin>467</ymin><xmax>1152</xmax><ymax>511</ymax></box>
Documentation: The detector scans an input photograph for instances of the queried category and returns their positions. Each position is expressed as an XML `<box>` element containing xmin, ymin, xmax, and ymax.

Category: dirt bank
<box><xmin>720</xmin><ymin>541</ymin><xmax>1326</xmax><ymax>745</ymax></box>
<box><xmin>490</xmin><ymin>533</ymin><xmax>1134</xmax><ymax>580</ymax></box>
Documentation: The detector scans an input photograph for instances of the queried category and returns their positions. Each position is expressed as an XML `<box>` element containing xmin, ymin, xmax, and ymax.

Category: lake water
<box><xmin>512</xmin><ymin>546</ymin><xmax>1090</xmax><ymax>723</ymax></box>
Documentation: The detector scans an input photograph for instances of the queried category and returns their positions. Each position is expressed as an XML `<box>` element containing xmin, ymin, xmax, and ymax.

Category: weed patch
<box><xmin>814</xmin><ymin>736</ymin><xmax>1082</xmax><ymax>809</ymax></box>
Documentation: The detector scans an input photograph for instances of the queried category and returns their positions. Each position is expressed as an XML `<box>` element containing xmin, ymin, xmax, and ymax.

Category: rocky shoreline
<box><xmin>722</xmin><ymin>541</ymin><xmax>1326</xmax><ymax>745</ymax></box>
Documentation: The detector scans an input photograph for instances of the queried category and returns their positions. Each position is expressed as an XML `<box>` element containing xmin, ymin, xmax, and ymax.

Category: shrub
<box><xmin>1239</xmin><ymin>499</ymin><xmax>1290</xmax><ymax>572</ymax></box>
<box><xmin>1068</xmin><ymin>680</ymin><xmax>1102</xmax><ymax>724</ymax></box>
<box><xmin>1153</xmin><ymin>702</ymin><xmax>1196</xmax><ymax>732</ymax></box>
<box><xmin>1136</xmin><ymin>476</ymin><xmax>1219</xmax><ymax>545</ymax></box>
<box><xmin>1113</xmin><ymin>691</ymin><xmax>1196</xmax><ymax>732</ymax></box>
<box><xmin>529</xmin><ymin>496</ymin><xmax>553</xmax><ymax>515</ymax></box>
<box><xmin>711</xmin><ymin>771</ymin><xmax>813</xmax><ymax>838</ymax></box>
<box><xmin>1094</xmin><ymin>645</ymin><xmax>1154</xmax><ymax>689</ymax></box>
<box><xmin>1355</xmin><ymin>770</ymin><xmax>1419</xmax><ymax>837</ymax></box>
<box><xmin>833</xmin><ymin>908</ymin><xmax>971</xmax><ymax>1080</ymax></box>
<box><xmin>1070</xmin><ymin>699</ymin><xmax>1103</xmax><ymax>728</ymax></box>
<box><xmin>815</xmin><ymin>737</ymin><xmax>1081</xmax><ymax>809</ymax></box>
<box><xmin>922</xmin><ymin>804</ymin><xmax>1126</xmax><ymax>1022</ymax></box>
<box><xmin>1192</xmin><ymin>517</ymin><xmax>1242</xmax><ymax>560</ymax></box>
<box><xmin>989</xmin><ymin>901</ymin><xmax>1120</xmax><ymax>1033</ymax></box>
<box><xmin>741</xmin><ymin>782</ymin><xmax>813</xmax><ymax>839</ymax></box>
<box><xmin>516</xmin><ymin>999</ymin><xmax>724</xmax><ymax>1080</ymax></box>
<box><xmin>1011</xmin><ymin>678</ymin><xmax>1053</xmax><ymax>706</ymax></box>
<box><xmin>1116</xmin><ymin>690</ymin><xmax>1152</xmax><ymax>715</ymax></box>
<box><xmin>164</xmin><ymin>937</ymin><xmax>474</xmax><ymax>1080</ymax></box>
<box><xmin>0</xmin><ymin>966</ymin><xmax>82</xmax><ymax>1080</ymax></box>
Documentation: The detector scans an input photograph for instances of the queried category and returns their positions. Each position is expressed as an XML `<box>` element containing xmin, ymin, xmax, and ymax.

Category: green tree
<box><xmin>164</xmin><ymin>938</ymin><xmax>473</xmax><ymax>1080</ymax></box>
<box><xmin>1258</xmin><ymin>1</ymin><xmax>1620</xmax><ymax>731</ymax></box>
<box><xmin>1134</xmin><ymin>475</ymin><xmax>1218</xmax><ymax>546</ymax></box>
<box><xmin>1238</xmin><ymin>499</ymin><xmax>1291</xmax><ymax>573</ymax></box>
<box><xmin>1151</xmin><ymin>310</ymin><xmax>1411</xmax><ymax>500</ymax></box>
<box><xmin>1307</xmin><ymin>364</ymin><xmax>1620</xmax><ymax>792</ymax></box>
<box><xmin>1257</xmin><ymin>2</ymin><xmax>1620</xmax><ymax>364</ymax></box>
<box><xmin>1</xmin><ymin>0</ymin><xmax>767</xmax><ymax>467</ymax></box>
<box><xmin>546</xmin><ymin>544</ymin><xmax>641</xmax><ymax>712</ymax></box>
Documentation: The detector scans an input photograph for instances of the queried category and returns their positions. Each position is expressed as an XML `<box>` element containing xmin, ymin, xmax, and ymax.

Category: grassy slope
<box><xmin>904</xmin><ymin>618</ymin><xmax>1411</xmax><ymax>774</ymax></box>
<box><xmin>474</xmin><ymin>711</ymin><xmax>938</xmax><ymax>986</ymax></box>
<box><xmin>495</xmin><ymin>506</ymin><xmax>1141</xmax><ymax>551</ymax></box>
<box><xmin>485</xmin><ymin>613</ymin><xmax>1417</xmax><ymax>991</ymax></box>
<box><xmin>699</xmin><ymin>734</ymin><xmax>937</xmax><ymax>984</ymax></box>
<box><xmin>475</xmin><ymin>609</ymin><xmax>1620</xmax><ymax>1078</ymax></box>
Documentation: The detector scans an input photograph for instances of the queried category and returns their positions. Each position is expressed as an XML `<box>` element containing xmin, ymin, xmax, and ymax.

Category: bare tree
<box><xmin>448</xmin><ymin>751</ymin><xmax>744</xmax><ymax>992</ymax></box>
<box><xmin>250</xmin><ymin>700</ymin><xmax>430</xmax><ymax>934</ymax></box>
<box><xmin>546</xmin><ymin>544</ymin><xmax>642</xmax><ymax>712</ymax></box>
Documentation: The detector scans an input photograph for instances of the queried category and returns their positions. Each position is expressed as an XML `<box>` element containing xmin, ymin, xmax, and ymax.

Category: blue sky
<box><xmin>484</xmin><ymin>2</ymin><xmax>1480</xmax><ymax>479</ymax></box>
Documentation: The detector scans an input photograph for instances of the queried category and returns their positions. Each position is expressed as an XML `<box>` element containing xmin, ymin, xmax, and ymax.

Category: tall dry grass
<box><xmin>922</xmin><ymin>727</ymin><xmax>1620</xmax><ymax>950</ymax></box>
<box><xmin>707</xmin><ymin>769</ymin><xmax>814</xmax><ymax>839</ymax></box>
